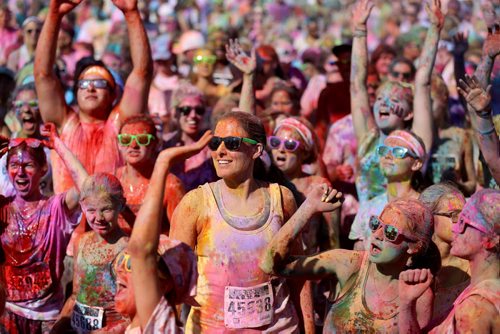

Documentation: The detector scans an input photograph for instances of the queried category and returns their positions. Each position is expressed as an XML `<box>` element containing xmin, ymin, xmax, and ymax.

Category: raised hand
<box><xmin>49</xmin><ymin>0</ymin><xmax>83</xmax><ymax>16</ymax></box>
<box><xmin>483</xmin><ymin>24</ymin><xmax>500</xmax><ymax>59</ymax></box>
<box><xmin>111</xmin><ymin>0</ymin><xmax>138</xmax><ymax>13</ymax></box>
<box><xmin>398</xmin><ymin>269</ymin><xmax>433</xmax><ymax>305</ymax></box>
<box><xmin>352</xmin><ymin>0</ymin><xmax>374</xmax><ymax>30</ymax></box>
<box><xmin>303</xmin><ymin>184</ymin><xmax>343</xmax><ymax>214</ymax></box>
<box><xmin>425</xmin><ymin>0</ymin><xmax>444</xmax><ymax>30</ymax></box>
<box><xmin>452</xmin><ymin>32</ymin><xmax>469</xmax><ymax>56</ymax></box>
<box><xmin>40</xmin><ymin>122</ymin><xmax>59</xmax><ymax>149</ymax></box>
<box><xmin>457</xmin><ymin>75</ymin><xmax>492</xmax><ymax>114</ymax></box>
<box><xmin>225</xmin><ymin>39</ymin><xmax>256</xmax><ymax>75</ymax></box>
<box><xmin>158</xmin><ymin>130</ymin><xmax>213</xmax><ymax>166</ymax></box>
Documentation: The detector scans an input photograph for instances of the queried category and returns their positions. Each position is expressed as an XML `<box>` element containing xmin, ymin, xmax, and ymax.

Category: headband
<box><xmin>385</xmin><ymin>130</ymin><xmax>425</xmax><ymax>159</ymax></box>
<box><xmin>79</xmin><ymin>66</ymin><xmax>116</xmax><ymax>90</ymax></box>
<box><xmin>275</xmin><ymin>118</ymin><xmax>314</xmax><ymax>151</ymax></box>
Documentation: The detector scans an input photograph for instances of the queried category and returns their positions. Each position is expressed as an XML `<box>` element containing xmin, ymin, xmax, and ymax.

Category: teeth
<box><xmin>218</xmin><ymin>160</ymin><xmax>230</xmax><ymax>164</ymax></box>
<box><xmin>188</xmin><ymin>121</ymin><xmax>197</xmax><ymax>125</ymax></box>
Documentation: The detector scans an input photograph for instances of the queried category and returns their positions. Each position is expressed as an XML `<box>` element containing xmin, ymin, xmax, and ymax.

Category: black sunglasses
<box><xmin>208</xmin><ymin>136</ymin><xmax>258</xmax><ymax>151</ymax></box>
<box><xmin>177</xmin><ymin>106</ymin><xmax>205</xmax><ymax>116</ymax></box>
<box><xmin>391</xmin><ymin>70</ymin><xmax>412</xmax><ymax>81</ymax></box>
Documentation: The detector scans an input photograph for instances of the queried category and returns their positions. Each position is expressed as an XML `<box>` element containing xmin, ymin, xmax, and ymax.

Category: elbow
<box><xmin>127</xmin><ymin>238</ymin><xmax>156</xmax><ymax>260</ymax></box>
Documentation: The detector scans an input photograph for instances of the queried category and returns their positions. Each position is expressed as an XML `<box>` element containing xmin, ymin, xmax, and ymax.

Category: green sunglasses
<box><xmin>118</xmin><ymin>133</ymin><xmax>156</xmax><ymax>146</ymax></box>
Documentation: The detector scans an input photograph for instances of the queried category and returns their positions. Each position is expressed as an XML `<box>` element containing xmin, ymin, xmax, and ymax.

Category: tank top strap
<box><xmin>268</xmin><ymin>183</ymin><xmax>284</xmax><ymax>222</ymax></box>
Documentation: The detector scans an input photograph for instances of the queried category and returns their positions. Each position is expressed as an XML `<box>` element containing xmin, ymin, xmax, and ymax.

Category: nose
<box><xmin>129</xmin><ymin>138</ymin><xmax>139</xmax><ymax>148</ymax></box>
<box><xmin>217</xmin><ymin>141</ymin><xmax>228</xmax><ymax>156</ymax></box>
<box><xmin>372</xmin><ymin>225</ymin><xmax>384</xmax><ymax>241</ymax></box>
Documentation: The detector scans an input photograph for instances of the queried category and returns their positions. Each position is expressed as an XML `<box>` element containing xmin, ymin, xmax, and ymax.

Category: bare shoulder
<box><xmin>278</xmin><ymin>185</ymin><xmax>297</xmax><ymax>220</ymax></box>
<box><xmin>454</xmin><ymin>295</ymin><xmax>498</xmax><ymax>331</ymax></box>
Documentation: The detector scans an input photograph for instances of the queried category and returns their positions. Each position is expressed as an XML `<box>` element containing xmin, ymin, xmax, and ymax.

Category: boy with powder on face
<box><xmin>34</xmin><ymin>0</ymin><xmax>152</xmax><ymax>194</ymax></box>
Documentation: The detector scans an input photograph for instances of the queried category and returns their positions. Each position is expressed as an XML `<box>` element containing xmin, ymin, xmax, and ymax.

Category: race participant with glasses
<box><xmin>419</xmin><ymin>183</ymin><xmax>470</xmax><ymax>327</ymax></box>
<box><xmin>261</xmin><ymin>197</ymin><xmax>435</xmax><ymax>333</ymax></box>
<box><xmin>269</xmin><ymin>117</ymin><xmax>338</xmax><ymax>251</ymax></box>
<box><xmin>0</xmin><ymin>123</ymin><xmax>88</xmax><ymax>333</ymax></box>
<box><xmin>116</xmin><ymin>115</ymin><xmax>185</xmax><ymax>235</ymax></box>
<box><xmin>34</xmin><ymin>0</ymin><xmax>152</xmax><ymax>194</ymax></box>
<box><xmin>350</xmin><ymin>0</ymin><xmax>440</xmax><ymax>203</ymax></box>
<box><xmin>171</xmin><ymin>111</ymin><xmax>324</xmax><ymax>333</ymax></box>
<box><xmin>165</xmin><ymin>82</ymin><xmax>217</xmax><ymax>191</ymax></box>
<box><xmin>53</xmin><ymin>173</ymin><xmax>129</xmax><ymax>333</ymax></box>
<box><xmin>350</xmin><ymin>130</ymin><xmax>426</xmax><ymax>250</ymax></box>
<box><xmin>399</xmin><ymin>189</ymin><xmax>499</xmax><ymax>333</ymax></box>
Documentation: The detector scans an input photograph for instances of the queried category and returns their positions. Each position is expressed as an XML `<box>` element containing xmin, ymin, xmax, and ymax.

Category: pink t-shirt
<box><xmin>52</xmin><ymin>109</ymin><xmax>123</xmax><ymax>193</ymax></box>
<box><xmin>0</xmin><ymin>27</ymin><xmax>18</xmax><ymax>63</ymax></box>
<box><xmin>0</xmin><ymin>193</ymin><xmax>79</xmax><ymax>320</ymax></box>
<box><xmin>125</xmin><ymin>297</ymin><xmax>181</xmax><ymax>334</ymax></box>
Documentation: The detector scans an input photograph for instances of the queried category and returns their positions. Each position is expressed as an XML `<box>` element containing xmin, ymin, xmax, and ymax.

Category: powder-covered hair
<box><xmin>80</xmin><ymin>173</ymin><xmax>126</xmax><ymax>210</ymax></box>
<box><xmin>170</xmin><ymin>81</ymin><xmax>205</xmax><ymax>111</ymax></box>
<box><xmin>119</xmin><ymin>115</ymin><xmax>157</xmax><ymax>135</ymax></box>
<box><xmin>419</xmin><ymin>183</ymin><xmax>464</xmax><ymax>215</ymax></box>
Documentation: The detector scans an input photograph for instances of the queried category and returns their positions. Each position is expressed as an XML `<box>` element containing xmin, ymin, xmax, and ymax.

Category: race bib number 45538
<box><xmin>224</xmin><ymin>282</ymin><xmax>274</xmax><ymax>329</ymax></box>
<box><xmin>71</xmin><ymin>301</ymin><xmax>104</xmax><ymax>333</ymax></box>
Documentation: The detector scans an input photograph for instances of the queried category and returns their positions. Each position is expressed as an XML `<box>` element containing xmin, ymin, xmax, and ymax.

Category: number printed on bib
<box><xmin>71</xmin><ymin>301</ymin><xmax>104</xmax><ymax>332</ymax></box>
<box><xmin>224</xmin><ymin>282</ymin><xmax>274</xmax><ymax>329</ymax></box>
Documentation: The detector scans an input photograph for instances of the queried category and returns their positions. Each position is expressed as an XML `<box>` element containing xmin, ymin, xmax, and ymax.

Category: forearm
<box><xmin>399</xmin><ymin>302</ymin><xmax>422</xmax><ymax>334</ymax></box>
<box><xmin>54</xmin><ymin>137</ymin><xmax>88</xmax><ymax>190</ymax></box>
<box><xmin>34</xmin><ymin>10</ymin><xmax>61</xmax><ymax>79</ymax></box>
<box><xmin>474</xmin><ymin>114</ymin><xmax>500</xmax><ymax>184</ymax></box>
<box><xmin>474</xmin><ymin>55</ymin><xmax>494</xmax><ymax>89</ymax></box>
<box><xmin>299</xmin><ymin>280</ymin><xmax>315</xmax><ymax>334</ymax></box>
<box><xmin>125</xmin><ymin>10</ymin><xmax>153</xmax><ymax>80</ymax></box>
<box><xmin>239</xmin><ymin>73</ymin><xmax>255</xmax><ymax>114</ymax></box>
<box><xmin>453</xmin><ymin>53</ymin><xmax>467</xmax><ymax>107</ymax></box>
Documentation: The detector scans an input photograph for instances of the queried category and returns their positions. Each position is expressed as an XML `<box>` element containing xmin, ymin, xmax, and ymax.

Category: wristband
<box><xmin>353</xmin><ymin>30</ymin><xmax>367</xmax><ymax>38</ymax></box>
<box><xmin>476</xmin><ymin>107</ymin><xmax>492</xmax><ymax>119</ymax></box>
<box><xmin>476</xmin><ymin>126</ymin><xmax>496</xmax><ymax>136</ymax></box>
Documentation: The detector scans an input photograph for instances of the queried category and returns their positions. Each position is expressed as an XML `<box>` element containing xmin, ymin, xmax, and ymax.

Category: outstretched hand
<box><xmin>226</xmin><ymin>39</ymin><xmax>256</xmax><ymax>75</ymax></box>
<box><xmin>158</xmin><ymin>130</ymin><xmax>213</xmax><ymax>167</ymax></box>
<box><xmin>399</xmin><ymin>269</ymin><xmax>433</xmax><ymax>305</ymax></box>
<box><xmin>352</xmin><ymin>0</ymin><xmax>374</xmax><ymax>30</ymax></box>
<box><xmin>49</xmin><ymin>0</ymin><xmax>83</xmax><ymax>16</ymax></box>
<box><xmin>303</xmin><ymin>184</ymin><xmax>343</xmax><ymax>214</ymax></box>
<box><xmin>425</xmin><ymin>0</ymin><xmax>444</xmax><ymax>30</ymax></box>
<box><xmin>483</xmin><ymin>24</ymin><xmax>500</xmax><ymax>59</ymax></box>
<box><xmin>111</xmin><ymin>0</ymin><xmax>138</xmax><ymax>13</ymax></box>
<box><xmin>40</xmin><ymin>122</ymin><xmax>59</xmax><ymax>149</ymax></box>
<box><xmin>457</xmin><ymin>75</ymin><xmax>492</xmax><ymax>115</ymax></box>
<box><xmin>452</xmin><ymin>32</ymin><xmax>469</xmax><ymax>56</ymax></box>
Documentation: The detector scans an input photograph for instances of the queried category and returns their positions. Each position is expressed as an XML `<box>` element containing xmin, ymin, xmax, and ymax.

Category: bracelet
<box><xmin>476</xmin><ymin>126</ymin><xmax>496</xmax><ymax>136</ymax></box>
<box><xmin>353</xmin><ymin>29</ymin><xmax>367</xmax><ymax>38</ymax></box>
<box><xmin>476</xmin><ymin>107</ymin><xmax>493</xmax><ymax>119</ymax></box>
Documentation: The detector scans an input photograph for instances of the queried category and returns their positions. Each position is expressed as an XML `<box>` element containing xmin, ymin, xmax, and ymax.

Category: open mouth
<box><xmin>370</xmin><ymin>242</ymin><xmax>382</xmax><ymax>255</ymax></box>
<box><xmin>15</xmin><ymin>179</ymin><xmax>29</xmax><ymax>190</ymax></box>
<box><xmin>218</xmin><ymin>159</ymin><xmax>231</xmax><ymax>165</ymax></box>
<box><xmin>22</xmin><ymin>115</ymin><xmax>36</xmax><ymax>130</ymax></box>
<box><xmin>379</xmin><ymin>109</ymin><xmax>390</xmax><ymax>119</ymax></box>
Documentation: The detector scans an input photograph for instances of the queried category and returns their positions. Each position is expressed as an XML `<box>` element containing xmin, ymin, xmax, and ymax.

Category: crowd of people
<box><xmin>0</xmin><ymin>0</ymin><xmax>498</xmax><ymax>332</ymax></box>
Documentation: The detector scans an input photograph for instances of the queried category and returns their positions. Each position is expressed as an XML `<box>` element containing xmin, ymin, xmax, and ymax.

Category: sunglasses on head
<box><xmin>13</xmin><ymin>99</ymin><xmax>38</xmax><ymax>110</ymax></box>
<box><xmin>77</xmin><ymin>79</ymin><xmax>110</xmax><ymax>90</ymax></box>
<box><xmin>193</xmin><ymin>55</ymin><xmax>217</xmax><ymax>65</ymax></box>
<box><xmin>9</xmin><ymin>138</ymin><xmax>43</xmax><ymax>150</ymax></box>
<box><xmin>391</xmin><ymin>70</ymin><xmax>412</xmax><ymax>81</ymax></box>
<box><xmin>377</xmin><ymin>145</ymin><xmax>417</xmax><ymax>159</ymax></box>
<box><xmin>117</xmin><ymin>133</ymin><xmax>155</xmax><ymax>146</ymax></box>
<box><xmin>267</xmin><ymin>136</ymin><xmax>300</xmax><ymax>152</ymax></box>
<box><xmin>369</xmin><ymin>215</ymin><xmax>416</xmax><ymax>242</ymax></box>
<box><xmin>452</xmin><ymin>216</ymin><xmax>492</xmax><ymax>235</ymax></box>
<box><xmin>208</xmin><ymin>136</ymin><xmax>258</xmax><ymax>151</ymax></box>
<box><xmin>176</xmin><ymin>105</ymin><xmax>205</xmax><ymax>116</ymax></box>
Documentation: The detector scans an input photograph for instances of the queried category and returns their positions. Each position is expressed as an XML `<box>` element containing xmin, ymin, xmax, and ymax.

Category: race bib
<box><xmin>4</xmin><ymin>262</ymin><xmax>52</xmax><ymax>302</ymax></box>
<box><xmin>71</xmin><ymin>301</ymin><xmax>104</xmax><ymax>333</ymax></box>
<box><xmin>224</xmin><ymin>282</ymin><xmax>274</xmax><ymax>329</ymax></box>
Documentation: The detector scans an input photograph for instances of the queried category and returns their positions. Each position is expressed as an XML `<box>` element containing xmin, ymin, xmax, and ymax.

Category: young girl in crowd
<box><xmin>399</xmin><ymin>189</ymin><xmax>499</xmax><ymax>333</ymax></box>
<box><xmin>419</xmin><ymin>183</ymin><xmax>470</xmax><ymax>326</ymax></box>
<box><xmin>269</xmin><ymin>117</ymin><xmax>338</xmax><ymax>251</ymax></box>
<box><xmin>55</xmin><ymin>173</ymin><xmax>129</xmax><ymax>333</ymax></box>
<box><xmin>350</xmin><ymin>0</ymin><xmax>441</xmax><ymax>203</ymax></box>
<box><xmin>0</xmin><ymin>123</ymin><xmax>87</xmax><ymax>333</ymax></box>
<box><xmin>115</xmin><ymin>132</ymin><xmax>211</xmax><ymax>333</ymax></box>
<box><xmin>350</xmin><ymin>130</ymin><xmax>426</xmax><ymax>250</ymax></box>
<box><xmin>116</xmin><ymin>115</ymin><xmax>185</xmax><ymax>235</ymax></box>
<box><xmin>261</xmin><ymin>197</ymin><xmax>435</xmax><ymax>333</ymax></box>
<box><xmin>171</xmin><ymin>111</ymin><xmax>329</xmax><ymax>333</ymax></box>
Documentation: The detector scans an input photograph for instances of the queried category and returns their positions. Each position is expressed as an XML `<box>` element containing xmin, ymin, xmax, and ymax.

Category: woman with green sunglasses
<box><xmin>260</xmin><ymin>197</ymin><xmax>435</xmax><ymax>333</ymax></box>
<box><xmin>350</xmin><ymin>129</ymin><xmax>426</xmax><ymax>250</ymax></box>
<box><xmin>116</xmin><ymin>115</ymin><xmax>185</xmax><ymax>235</ymax></box>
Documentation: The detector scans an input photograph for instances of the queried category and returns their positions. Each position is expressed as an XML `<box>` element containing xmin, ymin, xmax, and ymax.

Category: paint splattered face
<box><xmin>8</xmin><ymin>150</ymin><xmax>44</xmax><ymax>199</ymax></box>
<box><xmin>177</xmin><ymin>96</ymin><xmax>204</xmax><ymax>136</ymax></box>
<box><xmin>271</xmin><ymin>127</ymin><xmax>305</xmax><ymax>176</ymax></box>
<box><xmin>271</xmin><ymin>90</ymin><xmax>294</xmax><ymax>116</ymax></box>
<box><xmin>369</xmin><ymin>206</ymin><xmax>414</xmax><ymax>264</ymax></box>
<box><xmin>450</xmin><ymin>221</ymin><xmax>486</xmax><ymax>260</ymax></box>
<box><xmin>114</xmin><ymin>251</ymin><xmax>136</xmax><ymax>318</ymax></box>
<box><xmin>379</xmin><ymin>137</ymin><xmax>419</xmax><ymax>178</ymax></box>
<box><xmin>81</xmin><ymin>193</ymin><xmax>121</xmax><ymax>237</ymax></box>
<box><xmin>373</xmin><ymin>84</ymin><xmax>411</xmax><ymax>133</ymax></box>
<box><xmin>118</xmin><ymin>122</ymin><xmax>157</xmax><ymax>166</ymax></box>
<box><xmin>211</xmin><ymin>118</ymin><xmax>260</xmax><ymax>181</ymax></box>
<box><xmin>433</xmin><ymin>193</ymin><xmax>464</xmax><ymax>243</ymax></box>
<box><xmin>14</xmin><ymin>89</ymin><xmax>41</xmax><ymax>136</ymax></box>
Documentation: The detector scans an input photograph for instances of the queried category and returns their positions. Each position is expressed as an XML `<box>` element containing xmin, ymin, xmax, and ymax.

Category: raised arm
<box><xmin>128</xmin><ymin>131</ymin><xmax>212</xmax><ymax>329</ymax></box>
<box><xmin>41</xmin><ymin>123</ymin><xmax>88</xmax><ymax>211</ymax></box>
<box><xmin>412</xmin><ymin>0</ymin><xmax>444</xmax><ymax>153</ymax></box>
<box><xmin>458</xmin><ymin>75</ymin><xmax>500</xmax><ymax>184</ymax></box>
<box><xmin>474</xmin><ymin>4</ymin><xmax>499</xmax><ymax>89</ymax></box>
<box><xmin>350</xmin><ymin>0</ymin><xmax>376</xmax><ymax>142</ymax></box>
<box><xmin>112</xmin><ymin>0</ymin><xmax>153</xmax><ymax>123</ymax></box>
<box><xmin>226</xmin><ymin>39</ymin><xmax>256</xmax><ymax>114</ymax></box>
<box><xmin>452</xmin><ymin>32</ymin><xmax>468</xmax><ymax>108</ymax></box>
<box><xmin>34</xmin><ymin>0</ymin><xmax>81</xmax><ymax>129</ymax></box>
